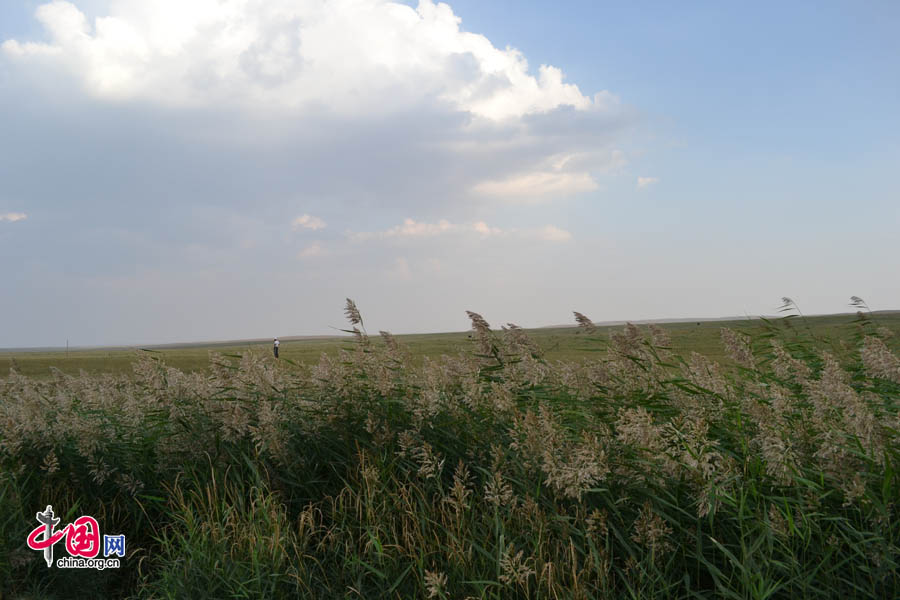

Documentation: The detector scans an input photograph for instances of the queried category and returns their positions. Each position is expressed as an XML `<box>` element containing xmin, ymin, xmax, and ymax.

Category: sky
<box><xmin>1</xmin><ymin>0</ymin><xmax>898</xmax><ymax>348</ymax></box>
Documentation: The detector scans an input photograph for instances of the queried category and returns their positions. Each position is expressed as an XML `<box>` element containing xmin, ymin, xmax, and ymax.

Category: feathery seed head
<box><xmin>379</xmin><ymin>330</ymin><xmax>399</xmax><ymax>352</ymax></box>
<box><xmin>466</xmin><ymin>311</ymin><xmax>491</xmax><ymax>335</ymax></box>
<box><xmin>849</xmin><ymin>296</ymin><xmax>867</xmax><ymax>309</ymax></box>
<box><xmin>424</xmin><ymin>570</ymin><xmax>448</xmax><ymax>599</ymax></box>
<box><xmin>573</xmin><ymin>311</ymin><xmax>596</xmax><ymax>333</ymax></box>
<box><xmin>861</xmin><ymin>336</ymin><xmax>900</xmax><ymax>384</ymax></box>
<box><xmin>631</xmin><ymin>501</ymin><xmax>673</xmax><ymax>553</ymax></box>
<box><xmin>499</xmin><ymin>543</ymin><xmax>534</xmax><ymax>587</ymax></box>
<box><xmin>721</xmin><ymin>328</ymin><xmax>755</xmax><ymax>369</ymax></box>
<box><xmin>344</xmin><ymin>298</ymin><xmax>363</xmax><ymax>326</ymax></box>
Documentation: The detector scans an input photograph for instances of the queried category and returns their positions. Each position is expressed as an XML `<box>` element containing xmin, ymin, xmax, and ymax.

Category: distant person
<box><xmin>273</xmin><ymin>337</ymin><xmax>280</xmax><ymax>359</ymax></box>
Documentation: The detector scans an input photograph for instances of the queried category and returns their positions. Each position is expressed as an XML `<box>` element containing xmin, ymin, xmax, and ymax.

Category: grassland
<box><xmin>1</xmin><ymin>305</ymin><xmax>898</xmax><ymax>598</ymax></box>
<box><xmin>3</xmin><ymin>311</ymin><xmax>899</xmax><ymax>378</ymax></box>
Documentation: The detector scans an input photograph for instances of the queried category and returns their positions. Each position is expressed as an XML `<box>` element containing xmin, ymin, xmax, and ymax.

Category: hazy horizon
<box><xmin>2</xmin><ymin>1</ymin><xmax>898</xmax><ymax>347</ymax></box>
<box><xmin>5</xmin><ymin>308</ymin><xmax>898</xmax><ymax>352</ymax></box>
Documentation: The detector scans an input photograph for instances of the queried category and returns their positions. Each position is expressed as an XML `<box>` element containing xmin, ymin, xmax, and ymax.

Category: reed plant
<box><xmin>1</xmin><ymin>300</ymin><xmax>897</xmax><ymax>599</ymax></box>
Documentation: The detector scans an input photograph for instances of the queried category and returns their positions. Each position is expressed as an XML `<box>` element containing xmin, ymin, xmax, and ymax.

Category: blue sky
<box><xmin>1</xmin><ymin>0</ymin><xmax>898</xmax><ymax>347</ymax></box>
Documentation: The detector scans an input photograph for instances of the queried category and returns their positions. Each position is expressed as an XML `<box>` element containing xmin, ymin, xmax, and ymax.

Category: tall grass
<box><xmin>1</xmin><ymin>302</ymin><xmax>898</xmax><ymax>599</ymax></box>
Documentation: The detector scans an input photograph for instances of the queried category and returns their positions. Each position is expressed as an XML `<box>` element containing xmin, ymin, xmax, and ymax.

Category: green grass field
<box><xmin>3</xmin><ymin>311</ymin><xmax>899</xmax><ymax>378</ymax></box>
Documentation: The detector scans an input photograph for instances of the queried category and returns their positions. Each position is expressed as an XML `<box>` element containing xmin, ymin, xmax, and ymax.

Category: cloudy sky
<box><xmin>1</xmin><ymin>0</ymin><xmax>898</xmax><ymax>347</ymax></box>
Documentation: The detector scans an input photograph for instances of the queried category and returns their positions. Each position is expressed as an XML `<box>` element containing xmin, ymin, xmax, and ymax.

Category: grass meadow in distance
<box><xmin>1</xmin><ymin>300</ymin><xmax>898</xmax><ymax>598</ymax></box>
<box><xmin>3</xmin><ymin>311</ymin><xmax>900</xmax><ymax>379</ymax></box>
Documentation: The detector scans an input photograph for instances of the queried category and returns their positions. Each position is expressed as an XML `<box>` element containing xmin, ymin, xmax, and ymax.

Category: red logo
<box><xmin>27</xmin><ymin>506</ymin><xmax>115</xmax><ymax>567</ymax></box>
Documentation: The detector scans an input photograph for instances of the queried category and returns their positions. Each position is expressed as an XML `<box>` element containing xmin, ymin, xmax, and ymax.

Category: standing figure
<box><xmin>273</xmin><ymin>337</ymin><xmax>280</xmax><ymax>359</ymax></box>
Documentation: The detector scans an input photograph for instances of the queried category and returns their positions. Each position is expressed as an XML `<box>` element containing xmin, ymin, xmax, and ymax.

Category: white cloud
<box><xmin>385</xmin><ymin>218</ymin><xmax>456</xmax><ymax>237</ymax></box>
<box><xmin>2</xmin><ymin>0</ymin><xmax>606</xmax><ymax>120</ymax></box>
<box><xmin>292</xmin><ymin>214</ymin><xmax>326</xmax><ymax>230</ymax></box>
<box><xmin>637</xmin><ymin>176</ymin><xmax>659</xmax><ymax>189</ymax></box>
<box><xmin>352</xmin><ymin>218</ymin><xmax>490</xmax><ymax>241</ymax></box>
<box><xmin>0</xmin><ymin>3</ymin><xmax>659</xmax><ymax>349</ymax></box>
<box><xmin>2</xmin><ymin>1</ymin><xmax>637</xmax><ymax>228</ymax></box>
<box><xmin>0</xmin><ymin>212</ymin><xmax>28</xmax><ymax>222</ymax></box>
<box><xmin>472</xmin><ymin>221</ymin><xmax>502</xmax><ymax>236</ymax></box>
<box><xmin>351</xmin><ymin>218</ymin><xmax>570</xmax><ymax>243</ymax></box>
<box><xmin>297</xmin><ymin>242</ymin><xmax>325</xmax><ymax>259</ymax></box>
<box><xmin>470</xmin><ymin>150</ymin><xmax>626</xmax><ymax>202</ymax></box>
<box><xmin>472</xmin><ymin>171</ymin><xmax>598</xmax><ymax>200</ymax></box>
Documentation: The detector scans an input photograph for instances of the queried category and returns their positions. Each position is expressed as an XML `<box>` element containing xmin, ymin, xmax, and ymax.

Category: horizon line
<box><xmin>2</xmin><ymin>309</ymin><xmax>895</xmax><ymax>354</ymax></box>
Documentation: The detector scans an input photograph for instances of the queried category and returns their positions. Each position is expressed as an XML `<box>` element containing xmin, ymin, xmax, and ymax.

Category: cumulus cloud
<box><xmin>350</xmin><ymin>218</ymin><xmax>571</xmax><ymax>242</ymax></box>
<box><xmin>637</xmin><ymin>176</ymin><xmax>659</xmax><ymax>189</ymax></box>
<box><xmin>2</xmin><ymin>0</ymin><xmax>603</xmax><ymax>120</ymax></box>
<box><xmin>471</xmin><ymin>150</ymin><xmax>626</xmax><ymax>202</ymax></box>
<box><xmin>0</xmin><ymin>0</ymin><xmax>635</xmax><ymax>346</ymax></box>
<box><xmin>292</xmin><ymin>214</ymin><xmax>326</xmax><ymax>230</ymax></box>
<box><xmin>0</xmin><ymin>212</ymin><xmax>28</xmax><ymax>222</ymax></box>
<box><xmin>1</xmin><ymin>1</ymin><xmax>636</xmax><ymax>218</ymax></box>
